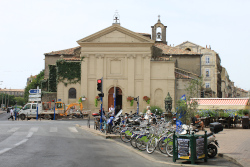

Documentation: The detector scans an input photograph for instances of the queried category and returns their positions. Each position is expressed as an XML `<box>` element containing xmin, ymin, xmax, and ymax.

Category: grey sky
<box><xmin>0</xmin><ymin>0</ymin><xmax>249</xmax><ymax>91</ymax></box>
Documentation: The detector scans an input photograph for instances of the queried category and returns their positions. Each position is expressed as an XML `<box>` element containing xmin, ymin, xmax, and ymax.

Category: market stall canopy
<box><xmin>190</xmin><ymin>98</ymin><xmax>250</xmax><ymax>110</ymax></box>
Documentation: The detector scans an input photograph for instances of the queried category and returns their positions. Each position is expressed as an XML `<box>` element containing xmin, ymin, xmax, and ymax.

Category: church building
<box><xmin>43</xmin><ymin>15</ymin><xmax>201</xmax><ymax>114</ymax></box>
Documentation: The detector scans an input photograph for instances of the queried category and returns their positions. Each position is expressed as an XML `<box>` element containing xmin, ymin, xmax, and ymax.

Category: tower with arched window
<box><xmin>151</xmin><ymin>15</ymin><xmax>167</xmax><ymax>44</ymax></box>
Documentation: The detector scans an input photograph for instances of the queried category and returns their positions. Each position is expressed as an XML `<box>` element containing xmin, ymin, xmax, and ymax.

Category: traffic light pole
<box><xmin>114</xmin><ymin>87</ymin><xmax>116</xmax><ymax>114</ymax></box>
<box><xmin>100</xmin><ymin>97</ymin><xmax>103</xmax><ymax>130</ymax></box>
<box><xmin>97</xmin><ymin>77</ymin><xmax>104</xmax><ymax>130</ymax></box>
<box><xmin>136</xmin><ymin>96</ymin><xmax>139</xmax><ymax>115</ymax></box>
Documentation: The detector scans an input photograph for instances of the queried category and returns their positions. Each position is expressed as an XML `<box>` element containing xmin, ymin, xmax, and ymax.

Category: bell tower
<box><xmin>151</xmin><ymin>15</ymin><xmax>167</xmax><ymax>44</ymax></box>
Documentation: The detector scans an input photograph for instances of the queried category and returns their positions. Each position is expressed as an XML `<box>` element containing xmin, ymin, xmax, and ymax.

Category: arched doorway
<box><xmin>108</xmin><ymin>87</ymin><xmax>122</xmax><ymax>114</ymax></box>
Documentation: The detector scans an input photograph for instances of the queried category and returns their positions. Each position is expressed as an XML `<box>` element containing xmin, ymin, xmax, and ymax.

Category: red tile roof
<box><xmin>154</xmin><ymin>43</ymin><xmax>200</xmax><ymax>55</ymax></box>
<box><xmin>63</xmin><ymin>57</ymin><xmax>81</xmax><ymax>61</ymax></box>
<box><xmin>45</xmin><ymin>46</ymin><xmax>80</xmax><ymax>55</ymax></box>
<box><xmin>175</xmin><ymin>72</ymin><xmax>192</xmax><ymax>79</ymax></box>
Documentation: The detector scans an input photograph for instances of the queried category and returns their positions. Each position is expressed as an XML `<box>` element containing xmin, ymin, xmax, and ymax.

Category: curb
<box><xmin>218</xmin><ymin>153</ymin><xmax>243</xmax><ymax>167</ymax></box>
<box><xmin>77</xmin><ymin>124</ymin><xmax>226</xmax><ymax>167</ymax></box>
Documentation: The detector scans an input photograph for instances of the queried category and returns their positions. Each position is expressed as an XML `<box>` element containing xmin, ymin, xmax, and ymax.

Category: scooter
<box><xmin>206</xmin><ymin>122</ymin><xmax>223</xmax><ymax>158</ymax></box>
<box><xmin>207</xmin><ymin>132</ymin><xmax>219</xmax><ymax>158</ymax></box>
<box><xmin>177</xmin><ymin>124</ymin><xmax>219</xmax><ymax>158</ymax></box>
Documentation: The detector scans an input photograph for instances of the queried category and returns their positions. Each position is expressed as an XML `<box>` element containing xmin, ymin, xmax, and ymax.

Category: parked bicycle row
<box><xmin>92</xmin><ymin>110</ymin><xmax>223</xmax><ymax>159</ymax></box>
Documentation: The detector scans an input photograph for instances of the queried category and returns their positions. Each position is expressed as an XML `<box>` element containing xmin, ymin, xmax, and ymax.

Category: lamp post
<box><xmin>164</xmin><ymin>92</ymin><xmax>173</xmax><ymax>122</ymax></box>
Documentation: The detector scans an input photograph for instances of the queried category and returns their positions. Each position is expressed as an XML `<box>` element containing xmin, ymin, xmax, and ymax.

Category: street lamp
<box><xmin>164</xmin><ymin>92</ymin><xmax>173</xmax><ymax>122</ymax></box>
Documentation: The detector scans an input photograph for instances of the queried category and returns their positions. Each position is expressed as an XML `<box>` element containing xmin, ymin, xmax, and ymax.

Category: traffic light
<box><xmin>97</xmin><ymin>78</ymin><xmax>103</xmax><ymax>92</ymax></box>
<box><xmin>98</xmin><ymin>93</ymin><xmax>104</xmax><ymax>97</ymax></box>
<box><xmin>201</xmin><ymin>91</ymin><xmax>204</xmax><ymax>98</ymax></box>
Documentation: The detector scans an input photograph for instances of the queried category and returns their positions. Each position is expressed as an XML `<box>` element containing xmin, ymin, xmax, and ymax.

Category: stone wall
<box><xmin>41</xmin><ymin>92</ymin><xmax>57</xmax><ymax>102</ymax></box>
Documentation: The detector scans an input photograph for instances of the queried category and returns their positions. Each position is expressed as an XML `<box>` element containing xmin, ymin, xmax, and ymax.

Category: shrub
<box><xmin>143</xmin><ymin>106</ymin><xmax>163</xmax><ymax>116</ymax></box>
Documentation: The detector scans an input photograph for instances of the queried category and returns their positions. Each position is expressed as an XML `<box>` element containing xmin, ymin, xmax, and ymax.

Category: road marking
<box><xmin>68</xmin><ymin>127</ymin><xmax>78</xmax><ymax>133</ymax></box>
<box><xmin>27</xmin><ymin>132</ymin><xmax>33</xmax><ymax>138</ymax></box>
<box><xmin>7</xmin><ymin>127</ymin><xmax>20</xmax><ymax>133</ymax></box>
<box><xmin>30</xmin><ymin>127</ymin><xmax>39</xmax><ymax>132</ymax></box>
<box><xmin>15</xmin><ymin>139</ymin><xmax>28</xmax><ymax>146</ymax></box>
<box><xmin>50</xmin><ymin>127</ymin><xmax>57</xmax><ymax>132</ymax></box>
<box><xmin>0</xmin><ymin>148</ymin><xmax>11</xmax><ymax>155</ymax></box>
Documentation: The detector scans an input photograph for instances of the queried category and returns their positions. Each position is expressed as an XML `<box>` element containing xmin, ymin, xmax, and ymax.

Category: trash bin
<box><xmin>173</xmin><ymin>131</ymin><xmax>208</xmax><ymax>164</ymax></box>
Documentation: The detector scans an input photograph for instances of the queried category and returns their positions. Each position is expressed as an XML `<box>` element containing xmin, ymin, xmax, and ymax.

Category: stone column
<box><xmin>127</xmin><ymin>54</ymin><xmax>135</xmax><ymax>97</ymax></box>
<box><xmin>95</xmin><ymin>54</ymin><xmax>104</xmax><ymax>79</ymax></box>
<box><xmin>143</xmin><ymin>54</ymin><xmax>151</xmax><ymax>97</ymax></box>
<box><xmin>81</xmin><ymin>53</ymin><xmax>88</xmax><ymax>107</ymax></box>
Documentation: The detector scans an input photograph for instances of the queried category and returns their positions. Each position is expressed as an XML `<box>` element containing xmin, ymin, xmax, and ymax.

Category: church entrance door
<box><xmin>108</xmin><ymin>87</ymin><xmax>122</xmax><ymax>114</ymax></box>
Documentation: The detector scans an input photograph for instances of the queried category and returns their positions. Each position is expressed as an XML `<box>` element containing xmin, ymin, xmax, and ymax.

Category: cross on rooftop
<box><xmin>114</xmin><ymin>16</ymin><xmax>119</xmax><ymax>23</ymax></box>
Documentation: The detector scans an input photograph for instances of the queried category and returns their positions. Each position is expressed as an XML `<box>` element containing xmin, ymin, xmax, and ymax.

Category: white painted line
<box><xmin>50</xmin><ymin>127</ymin><xmax>57</xmax><ymax>132</ymax></box>
<box><xmin>0</xmin><ymin>148</ymin><xmax>11</xmax><ymax>155</ymax></box>
<box><xmin>27</xmin><ymin>132</ymin><xmax>34</xmax><ymax>138</ymax></box>
<box><xmin>15</xmin><ymin>139</ymin><xmax>28</xmax><ymax>146</ymax></box>
<box><xmin>7</xmin><ymin>127</ymin><xmax>20</xmax><ymax>133</ymax></box>
<box><xmin>30</xmin><ymin>127</ymin><xmax>38</xmax><ymax>132</ymax></box>
<box><xmin>68</xmin><ymin>127</ymin><xmax>78</xmax><ymax>133</ymax></box>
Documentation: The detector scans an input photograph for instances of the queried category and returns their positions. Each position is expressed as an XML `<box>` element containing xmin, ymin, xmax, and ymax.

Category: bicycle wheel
<box><xmin>120</xmin><ymin>130</ymin><xmax>132</xmax><ymax>143</ymax></box>
<box><xmin>158</xmin><ymin>137</ymin><xmax>168</xmax><ymax>154</ymax></box>
<box><xmin>136</xmin><ymin>136</ymin><xmax>148</xmax><ymax>151</ymax></box>
<box><xmin>166</xmin><ymin>136</ymin><xmax>173</xmax><ymax>157</ymax></box>
<box><xmin>146</xmin><ymin>138</ymin><xmax>157</xmax><ymax>154</ymax></box>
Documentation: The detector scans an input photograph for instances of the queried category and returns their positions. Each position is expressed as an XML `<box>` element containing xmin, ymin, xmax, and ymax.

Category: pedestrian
<box><xmin>108</xmin><ymin>104</ymin><xmax>115</xmax><ymax>116</ymax></box>
<box><xmin>144</xmin><ymin>106</ymin><xmax>151</xmax><ymax>120</ymax></box>
<box><xmin>8</xmin><ymin>107</ymin><xmax>14</xmax><ymax>121</ymax></box>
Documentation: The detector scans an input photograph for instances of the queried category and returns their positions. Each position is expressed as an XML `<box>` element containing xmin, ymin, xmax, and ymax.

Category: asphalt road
<box><xmin>0</xmin><ymin>112</ymin><xmax>242</xmax><ymax>167</ymax></box>
<box><xmin>0</xmin><ymin>112</ymin><xmax>168</xmax><ymax>167</ymax></box>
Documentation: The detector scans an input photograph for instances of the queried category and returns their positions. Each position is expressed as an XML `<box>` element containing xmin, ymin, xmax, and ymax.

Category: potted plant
<box><xmin>94</xmin><ymin>96</ymin><xmax>100</xmax><ymax>107</ymax></box>
<box><xmin>127</xmin><ymin>96</ymin><xmax>134</xmax><ymax>106</ymax></box>
<box><xmin>143</xmin><ymin>96</ymin><xmax>150</xmax><ymax>104</ymax></box>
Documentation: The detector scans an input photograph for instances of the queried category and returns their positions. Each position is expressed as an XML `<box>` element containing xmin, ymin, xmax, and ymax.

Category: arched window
<box><xmin>185</xmin><ymin>48</ymin><xmax>191</xmax><ymax>51</ymax></box>
<box><xmin>68</xmin><ymin>88</ymin><xmax>76</xmax><ymax>99</ymax></box>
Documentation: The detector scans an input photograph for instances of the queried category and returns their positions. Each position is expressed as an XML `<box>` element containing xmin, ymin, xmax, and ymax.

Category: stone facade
<box><xmin>50</xmin><ymin>24</ymin><xmax>176</xmax><ymax>114</ymax></box>
<box><xmin>44</xmin><ymin>47</ymin><xmax>81</xmax><ymax>79</ymax></box>
<box><xmin>0</xmin><ymin>88</ymin><xmax>24</xmax><ymax>97</ymax></box>
<box><xmin>175</xmin><ymin>41</ymin><xmax>222</xmax><ymax>98</ymax></box>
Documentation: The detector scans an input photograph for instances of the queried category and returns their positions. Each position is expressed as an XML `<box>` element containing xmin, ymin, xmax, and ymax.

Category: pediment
<box><xmin>176</xmin><ymin>41</ymin><xmax>199</xmax><ymax>47</ymax></box>
<box><xmin>77</xmin><ymin>24</ymin><xmax>155</xmax><ymax>44</ymax></box>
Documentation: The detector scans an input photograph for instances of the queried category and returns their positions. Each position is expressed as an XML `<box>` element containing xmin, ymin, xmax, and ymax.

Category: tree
<box><xmin>24</xmin><ymin>70</ymin><xmax>44</xmax><ymax>102</ymax></box>
<box><xmin>15</xmin><ymin>97</ymin><xmax>26</xmax><ymax>106</ymax></box>
<box><xmin>176</xmin><ymin>76</ymin><xmax>203</xmax><ymax>125</ymax></box>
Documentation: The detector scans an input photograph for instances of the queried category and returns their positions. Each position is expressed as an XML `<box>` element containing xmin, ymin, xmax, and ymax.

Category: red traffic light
<box><xmin>97</xmin><ymin>79</ymin><xmax>102</xmax><ymax>83</ymax></box>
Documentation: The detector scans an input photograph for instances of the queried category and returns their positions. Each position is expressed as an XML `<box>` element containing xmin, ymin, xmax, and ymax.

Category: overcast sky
<box><xmin>0</xmin><ymin>0</ymin><xmax>249</xmax><ymax>91</ymax></box>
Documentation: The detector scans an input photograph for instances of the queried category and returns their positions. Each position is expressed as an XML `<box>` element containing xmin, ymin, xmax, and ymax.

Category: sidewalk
<box><xmin>0</xmin><ymin>109</ymin><xmax>5</xmax><ymax>114</ymax></box>
<box><xmin>78</xmin><ymin>124</ymin><xmax>248</xmax><ymax>167</ymax></box>
<box><xmin>215</xmin><ymin>128</ymin><xmax>250</xmax><ymax>167</ymax></box>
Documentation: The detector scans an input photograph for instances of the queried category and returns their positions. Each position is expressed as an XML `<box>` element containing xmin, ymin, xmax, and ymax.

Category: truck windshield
<box><xmin>56</xmin><ymin>103</ymin><xmax>63</xmax><ymax>109</ymax></box>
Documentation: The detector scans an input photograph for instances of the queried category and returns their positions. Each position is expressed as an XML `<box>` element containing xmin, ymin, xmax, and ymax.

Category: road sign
<box><xmin>29</xmin><ymin>94</ymin><xmax>41</xmax><ymax>98</ymax></box>
<box><xmin>29</xmin><ymin>98</ymin><xmax>41</xmax><ymax>101</ymax></box>
<box><xmin>29</xmin><ymin>89</ymin><xmax>41</xmax><ymax>94</ymax></box>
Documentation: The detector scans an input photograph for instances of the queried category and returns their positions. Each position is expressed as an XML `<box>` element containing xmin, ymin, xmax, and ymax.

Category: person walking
<box><xmin>144</xmin><ymin>106</ymin><xmax>151</xmax><ymax>120</ymax></box>
<box><xmin>108</xmin><ymin>104</ymin><xmax>115</xmax><ymax>116</ymax></box>
<box><xmin>8</xmin><ymin>107</ymin><xmax>14</xmax><ymax>121</ymax></box>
